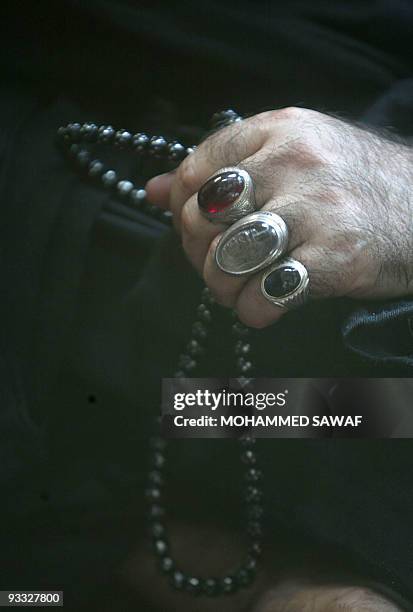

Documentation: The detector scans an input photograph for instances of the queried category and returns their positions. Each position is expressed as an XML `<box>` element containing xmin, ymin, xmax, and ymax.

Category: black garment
<box><xmin>1</xmin><ymin>1</ymin><xmax>413</xmax><ymax>609</ymax></box>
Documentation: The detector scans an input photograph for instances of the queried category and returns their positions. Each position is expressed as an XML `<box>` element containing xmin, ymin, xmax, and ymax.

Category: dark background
<box><xmin>1</xmin><ymin>1</ymin><xmax>413</xmax><ymax>609</ymax></box>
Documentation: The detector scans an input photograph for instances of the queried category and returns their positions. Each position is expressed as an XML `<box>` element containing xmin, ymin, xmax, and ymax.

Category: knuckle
<box><xmin>201</xmin><ymin>121</ymin><xmax>247</xmax><ymax>168</ymax></box>
<box><xmin>327</xmin><ymin>225</ymin><xmax>368</xmax><ymax>274</ymax></box>
<box><xmin>175</xmin><ymin>155</ymin><xmax>199</xmax><ymax>195</ymax></box>
<box><xmin>268</xmin><ymin>134</ymin><xmax>325</xmax><ymax>169</ymax></box>
<box><xmin>259</xmin><ymin>106</ymin><xmax>304</xmax><ymax>124</ymax></box>
<box><xmin>289</xmin><ymin>137</ymin><xmax>324</xmax><ymax>166</ymax></box>
<box><xmin>252</xmin><ymin>109</ymin><xmax>276</xmax><ymax>127</ymax></box>
<box><xmin>276</xmin><ymin>105</ymin><xmax>304</xmax><ymax>121</ymax></box>
<box><xmin>333</xmin><ymin>587</ymin><xmax>393</xmax><ymax>611</ymax></box>
<box><xmin>216</xmin><ymin>123</ymin><xmax>249</xmax><ymax>164</ymax></box>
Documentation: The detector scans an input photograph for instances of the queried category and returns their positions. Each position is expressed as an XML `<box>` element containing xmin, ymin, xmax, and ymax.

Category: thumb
<box><xmin>145</xmin><ymin>171</ymin><xmax>176</xmax><ymax>209</ymax></box>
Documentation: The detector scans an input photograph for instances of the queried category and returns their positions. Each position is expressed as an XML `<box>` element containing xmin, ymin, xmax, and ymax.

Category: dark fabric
<box><xmin>343</xmin><ymin>300</ymin><xmax>413</xmax><ymax>367</ymax></box>
<box><xmin>1</xmin><ymin>1</ymin><xmax>413</xmax><ymax>609</ymax></box>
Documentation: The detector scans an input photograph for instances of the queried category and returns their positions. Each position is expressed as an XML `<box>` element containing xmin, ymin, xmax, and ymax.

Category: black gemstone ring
<box><xmin>261</xmin><ymin>257</ymin><xmax>309</xmax><ymax>309</ymax></box>
<box><xmin>198</xmin><ymin>167</ymin><xmax>256</xmax><ymax>224</ymax></box>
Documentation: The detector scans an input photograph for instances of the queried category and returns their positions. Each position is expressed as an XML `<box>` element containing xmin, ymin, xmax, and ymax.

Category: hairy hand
<box><xmin>254</xmin><ymin>580</ymin><xmax>402</xmax><ymax>611</ymax></box>
<box><xmin>146</xmin><ymin>107</ymin><xmax>413</xmax><ymax>328</ymax></box>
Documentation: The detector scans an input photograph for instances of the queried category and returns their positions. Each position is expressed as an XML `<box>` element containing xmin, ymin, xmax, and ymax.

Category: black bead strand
<box><xmin>56</xmin><ymin>111</ymin><xmax>264</xmax><ymax>599</ymax></box>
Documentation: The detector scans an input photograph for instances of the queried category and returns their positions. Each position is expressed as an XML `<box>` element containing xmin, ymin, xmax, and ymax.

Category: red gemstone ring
<box><xmin>197</xmin><ymin>167</ymin><xmax>256</xmax><ymax>224</ymax></box>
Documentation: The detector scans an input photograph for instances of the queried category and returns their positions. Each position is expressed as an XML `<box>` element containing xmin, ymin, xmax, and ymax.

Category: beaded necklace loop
<box><xmin>56</xmin><ymin>110</ymin><xmax>263</xmax><ymax>597</ymax></box>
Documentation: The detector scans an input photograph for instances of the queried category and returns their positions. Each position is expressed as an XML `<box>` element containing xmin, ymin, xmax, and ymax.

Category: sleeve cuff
<box><xmin>342</xmin><ymin>300</ymin><xmax>413</xmax><ymax>366</ymax></box>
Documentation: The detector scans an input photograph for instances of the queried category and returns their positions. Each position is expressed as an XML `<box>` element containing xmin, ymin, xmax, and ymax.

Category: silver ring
<box><xmin>215</xmin><ymin>211</ymin><xmax>289</xmax><ymax>276</ymax></box>
<box><xmin>198</xmin><ymin>167</ymin><xmax>256</xmax><ymax>224</ymax></box>
<box><xmin>261</xmin><ymin>257</ymin><xmax>309</xmax><ymax>309</ymax></box>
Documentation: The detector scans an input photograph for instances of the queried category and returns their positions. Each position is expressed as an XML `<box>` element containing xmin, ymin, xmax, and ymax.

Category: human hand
<box><xmin>125</xmin><ymin>523</ymin><xmax>403</xmax><ymax>612</ymax></box>
<box><xmin>146</xmin><ymin>107</ymin><xmax>413</xmax><ymax>328</ymax></box>
<box><xmin>254</xmin><ymin>579</ymin><xmax>402</xmax><ymax>611</ymax></box>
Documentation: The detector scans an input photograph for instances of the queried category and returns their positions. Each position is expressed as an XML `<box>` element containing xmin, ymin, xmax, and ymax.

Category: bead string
<box><xmin>56</xmin><ymin>110</ymin><xmax>263</xmax><ymax>597</ymax></box>
<box><xmin>56</xmin><ymin>121</ymin><xmax>194</xmax><ymax>225</ymax></box>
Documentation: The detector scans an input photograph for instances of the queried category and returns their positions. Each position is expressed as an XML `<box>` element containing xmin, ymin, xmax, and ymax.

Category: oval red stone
<box><xmin>198</xmin><ymin>171</ymin><xmax>245</xmax><ymax>215</ymax></box>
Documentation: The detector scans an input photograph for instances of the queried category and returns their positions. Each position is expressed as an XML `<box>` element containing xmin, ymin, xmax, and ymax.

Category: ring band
<box><xmin>261</xmin><ymin>257</ymin><xmax>309</xmax><ymax>309</ymax></box>
<box><xmin>215</xmin><ymin>211</ymin><xmax>289</xmax><ymax>276</ymax></box>
<box><xmin>198</xmin><ymin>167</ymin><xmax>256</xmax><ymax>224</ymax></box>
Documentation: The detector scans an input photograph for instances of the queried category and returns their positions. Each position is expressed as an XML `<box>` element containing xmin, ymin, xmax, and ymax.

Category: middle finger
<box><xmin>203</xmin><ymin>198</ymin><xmax>309</xmax><ymax>307</ymax></box>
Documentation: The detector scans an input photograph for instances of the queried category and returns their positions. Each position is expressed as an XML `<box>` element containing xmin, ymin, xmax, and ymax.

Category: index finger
<box><xmin>170</xmin><ymin>114</ymin><xmax>270</xmax><ymax>222</ymax></box>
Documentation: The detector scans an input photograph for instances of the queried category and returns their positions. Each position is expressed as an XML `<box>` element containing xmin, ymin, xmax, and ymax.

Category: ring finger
<box><xmin>234</xmin><ymin>243</ymin><xmax>347</xmax><ymax>329</ymax></box>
